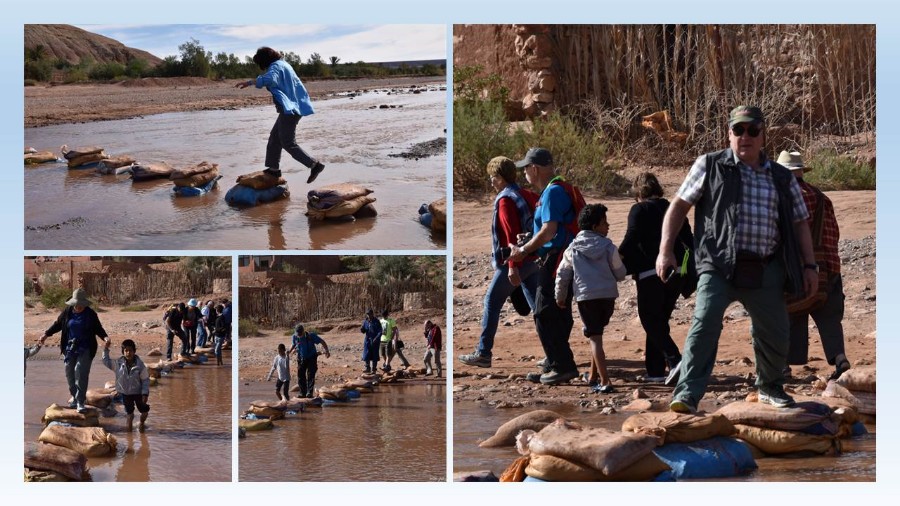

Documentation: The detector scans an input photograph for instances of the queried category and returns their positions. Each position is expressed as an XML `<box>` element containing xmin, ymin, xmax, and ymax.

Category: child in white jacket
<box><xmin>555</xmin><ymin>203</ymin><xmax>627</xmax><ymax>393</ymax></box>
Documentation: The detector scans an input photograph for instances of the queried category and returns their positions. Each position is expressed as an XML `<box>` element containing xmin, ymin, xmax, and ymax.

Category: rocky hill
<box><xmin>25</xmin><ymin>24</ymin><xmax>162</xmax><ymax>67</ymax></box>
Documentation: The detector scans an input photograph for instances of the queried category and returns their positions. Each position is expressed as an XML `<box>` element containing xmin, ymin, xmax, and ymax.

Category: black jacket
<box><xmin>619</xmin><ymin>197</ymin><xmax>694</xmax><ymax>276</ymax></box>
<box><xmin>45</xmin><ymin>306</ymin><xmax>109</xmax><ymax>359</ymax></box>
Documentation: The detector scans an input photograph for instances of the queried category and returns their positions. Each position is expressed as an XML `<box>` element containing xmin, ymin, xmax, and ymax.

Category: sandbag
<box><xmin>622</xmin><ymin>412</ymin><xmax>735</xmax><ymax>444</ymax></box>
<box><xmin>172</xmin><ymin>166</ymin><xmax>219</xmax><ymax>188</ymax></box>
<box><xmin>823</xmin><ymin>381</ymin><xmax>876</xmax><ymax>416</ymax></box>
<box><xmin>284</xmin><ymin>397</ymin><xmax>321</xmax><ymax>410</ymax></box>
<box><xmin>733</xmin><ymin>424</ymin><xmax>837</xmax><ymax>456</ymax></box>
<box><xmin>354</xmin><ymin>203</ymin><xmax>378</xmax><ymax>218</ymax></box>
<box><xmin>146</xmin><ymin>347</ymin><xmax>162</xmax><ymax>357</ymax></box>
<box><xmin>85</xmin><ymin>388</ymin><xmax>116</xmax><ymax>409</ymax></box>
<box><xmin>652</xmin><ymin>437</ymin><xmax>757</xmax><ymax>480</ymax></box>
<box><xmin>97</xmin><ymin>155</ymin><xmax>136</xmax><ymax>170</ymax></box>
<box><xmin>68</xmin><ymin>152</ymin><xmax>108</xmax><ymax>168</ymax></box>
<box><xmin>429</xmin><ymin>197</ymin><xmax>446</xmax><ymax>232</ymax></box>
<box><xmin>61</xmin><ymin>145</ymin><xmax>103</xmax><ymax>160</ymax></box>
<box><xmin>236</xmin><ymin>170</ymin><xmax>286</xmax><ymax>190</ymax></box>
<box><xmin>245</xmin><ymin>405</ymin><xmax>285</xmax><ymax>420</ymax></box>
<box><xmin>479</xmin><ymin>410</ymin><xmax>565</xmax><ymax>448</ymax></box>
<box><xmin>42</xmin><ymin>403</ymin><xmax>99</xmax><ymax>427</ymax></box>
<box><xmin>97</xmin><ymin>163</ymin><xmax>134</xmax><ymax>175</ymax></box>
<box><xmin>521</xmin><ymin>419</ymin><xmax>661</xmax><ymax>476</ymax></box>
<box><xmin>132</xmin><ymin>162</ymin><xmax>174</xmax><ymax>181</ymax></box>
<box><xmin>225</xmin><ymin>183</ymin><xmax>289</xmax><ymax>207</ymax></box>
<box><xmin>834</xmin><ymin>366</ymin><xmax>875</xmax><ymax>393</ymax></box>
<box><xmin>525</xmin><ymin>452</ymin><xmax>670</xmax><ymax>482</ymax></box>
<box><xmin>25</xmin><ymin>151</ymin><xmax>57</xmax><ymax>164</ymax></box>
<box><xmin>249</xmin><ymin>399</ymin><xmax>287</xmax><ymax>410</ymax></box>
<box><xmin>38</xmin><ymin>425</ymin><xmax>117</xmax><ymax>457</ymax></box>
<box><xmin>306</xmin><ymin>195</ymin><xmax>376</xmax><ymax>220</ymax></box>
<box><xmin>308</xmin><ymin>183</ymin><xmax>373</xmax><ymax>204</ymax></box>
<box><xmin>499</xmin><ymin>456</ymin><xmax>529</xmax><ymax>482</ymax></box>
<box><xmin>24</xmin><ymin>442</ymin><xmax>87</xmax><ymax>481</ymax></box>
<box><xmin>24</xmin><ymin>468</ymin><xmax>72</xmax><ymax>482</ymax></box>
<box><xmin>239</xmin><ymin>419</ymin><xmax>274</xmax><ymax>431</ymax></box>
<box><xmin>317</xmin><ymin>386</ymin><xmax>349</xmax><ymax>401</ymax></box>
<box><xmin>171</xmin><ymin>161</ymin><xmax>218</xmax><ymax>180</ymax></box>
<box><xmin>174</xmin><ymin>175</ymin><xmax>222</xmax><ymax>196</ymax></box>
<box><xmin>714</xmin><ymin>400</ymin><xmax>840</xmax><ymax>434</ymax></box>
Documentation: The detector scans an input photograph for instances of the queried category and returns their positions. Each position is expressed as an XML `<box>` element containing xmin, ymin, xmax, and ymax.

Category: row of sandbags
<box><xmin>25</xmin><ymin>348</ymin><xmax>220</xmax><ymax>481</ymax></box>
<box><xmin>305</xmin><ymin>183</ymin><xmax>377</xmax><ymax>220</ymax></box>
<box><xmin>24</xmin><ymin>147</ymin><xmax>59</xmax><ymax>165</ymax></box>
<box><xmin>822</xmin><ymin>366</ymin><xmax>876</xmax><ymax>417</ymax></box>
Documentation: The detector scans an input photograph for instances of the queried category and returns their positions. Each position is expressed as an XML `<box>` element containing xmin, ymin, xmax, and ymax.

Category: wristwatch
<box><xmin>803</xmin><ymin>263</ymin><xmax>819</xmax><ymax>272</ymax></box>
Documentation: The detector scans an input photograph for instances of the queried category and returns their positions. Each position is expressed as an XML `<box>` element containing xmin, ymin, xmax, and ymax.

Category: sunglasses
<box><xmin>731</xmin><ymin>123</ymin><xmax>762</xmax><ymax>138</ymax></box>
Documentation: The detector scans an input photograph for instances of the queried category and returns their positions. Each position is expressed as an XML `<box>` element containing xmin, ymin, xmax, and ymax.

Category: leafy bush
<box><xmin>369</xmin><ymin>256</ymin><xmax>417</xmax><ymax>285</ymax></box>
<box><xmin>121</xmin><ymin>304</ymin><xmax>153</xmax><ymax>312</ymax></box>
<box><xmin>24</xmin><ymin>276</ymin><xmax>35</xmax><ymax>295</ymax></box>
<box><xmin>804</xmin><ymin>150</ymin><xmax>875</xmax><ymax>191</ymax></box>
<box><xmin>41</xmin><ymin>285</ymin><xmax>71</xmax><ymax>310</ymax></box>
<box><xmin>89</xmin><ymin>62</ymin><xmax>126</xmax><ymax>81</ymax></box>
<box><xmin>238</xmin><ymin>318</ymin><xmax>259</xmax><ymax>338</ymax></box>
<box><xmin>63</xmin><ymin>68</ymin><xmax>89</xmax><ymax>83</ymax></box>
<box><xmin>340</xmin><ymin>256</ymin><xmax>371</xmax><ymax>272</ymax></box>
<box><xmin>24</xmin><ymin>79</ymin><xmax>37</xmax><ymax>86</ymax></box>
<box><xmin>24</xmin><ymin>59</ymin><xmax>52</xmax><ymax>81</ymax></box>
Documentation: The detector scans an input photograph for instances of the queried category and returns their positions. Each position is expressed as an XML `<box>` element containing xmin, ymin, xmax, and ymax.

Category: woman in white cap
<box><xmin>39</xmin><ymin>288</ymin><xmax>110</xmax><ymax>413</ymax></box>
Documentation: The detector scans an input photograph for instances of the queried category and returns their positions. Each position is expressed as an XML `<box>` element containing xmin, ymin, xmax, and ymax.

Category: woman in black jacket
<box><xmin>619</xmin><ymin>173</ymin><xmax>694</xmax><ymax>384</ymax></box>
<box><xmin>39</xmin><ymin>288</ymin><xmax>110</xmax><ymax>413</ymax></box>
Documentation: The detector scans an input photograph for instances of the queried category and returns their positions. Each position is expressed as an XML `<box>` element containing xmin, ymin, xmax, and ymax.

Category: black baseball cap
<box><xmin>515</xmin><ymin>147</ymin><xmax>553</xmax><ymax>169</ymax></box>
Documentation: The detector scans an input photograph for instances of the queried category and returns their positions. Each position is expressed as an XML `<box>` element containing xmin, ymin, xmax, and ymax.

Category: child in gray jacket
<box><xmin>102</xmin><ymin>339</ymin><xmax>150</xmax><ymax>432</ymax></box>
<box><xmin>555</xmin><ymin>203</ymin><xmax>627</xmax><ymax>393</ymax></box>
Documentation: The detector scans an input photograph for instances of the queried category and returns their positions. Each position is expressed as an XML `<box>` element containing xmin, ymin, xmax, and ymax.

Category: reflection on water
<box><xmin>239</xmin><ymin>381</ymin><xmax>445</xmax><ymax>482</ymax></box>
<box><xmin>24</xmin><ymin>354</ymin><xmax>231</xmax><ymax>482</ymax></box>
<box><xmin>25</xmin><ymin>88</ymin><xmax>446</xmax><ymax>250</ymax></box>
<box><xmin>453</xmin><ymin>403</ymin><xmax>875</xmax><ymax>481</ymax></box>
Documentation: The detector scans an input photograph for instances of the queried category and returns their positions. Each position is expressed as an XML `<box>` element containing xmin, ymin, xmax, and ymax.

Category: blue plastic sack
<box><xmin>174</xmin><ymin>175</ymin><xmax>222</xmax><ymax>197</ymax></box>
<box><xmin>652</xmin><ymin>437</ymin><xmax>757</xmax><ymax>480</ymax></box>
<box><xmin>225</xmin><ymin>184</ymin><xmax>289</xmax><ymax>207</ymax></box>
<box><xmin>851</xmin><ymin>421</ymin><xmax>868</xmax><ymax>436</ymax></box>
<box><xmin>197</xmin><ymin>354</ymin><xmax>208</xmax><ymax>363</ymax></box>
<box><xmin>346</xmin><ymin>389</ymin><xmax>361</xmax><ymax>399</ymax></box>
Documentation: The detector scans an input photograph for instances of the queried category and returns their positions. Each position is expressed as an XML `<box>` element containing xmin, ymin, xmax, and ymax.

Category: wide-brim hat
<box><xmin>776</xmin><ymin>150</ymin><xmax>812</xmax><ymax>173</ymax></box>
<box><xmin>188</xmin><ymin>298</ymin><xmax>198</xmax><ymax>307</ymax></box>
<box><xmin>65</xmin><ymin>288</ymin><xmax>92</xmax><ymax>307</ymax></box>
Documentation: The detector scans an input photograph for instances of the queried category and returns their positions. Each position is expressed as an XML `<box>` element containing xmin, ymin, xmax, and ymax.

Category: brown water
<box><xmin>24</xmin><ymin>353</ymin><xmax>232</xmax><ymax>482</ymax></box>
<box><xmin>453</xmin><ymin>403</ymin><xmax>875</xmax><ymax>481</ymax></box>
<box><xmin>24</xmin><ymin>87</ymin><xmax>447</xmax><ymax>250</ymax></box>
<box><xmin>239</xmin><ymin>381</ymin><xmax>445</xmax><ymax>481</ymax></box>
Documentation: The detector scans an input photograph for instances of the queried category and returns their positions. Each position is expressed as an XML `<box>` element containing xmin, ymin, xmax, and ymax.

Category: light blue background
<box><xmin>4</xmin><ymin>0</ymin><xmax>894</xmax><ymax>502</ymax></box>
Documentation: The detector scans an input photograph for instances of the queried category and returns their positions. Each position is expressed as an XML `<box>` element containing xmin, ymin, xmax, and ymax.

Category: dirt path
<box><xmin>452</xmin><ymin>176</ymin><xmax>876</xmax><ymax>410</ymax></box>
<box><xmin>25</xmin><ymin>75</ymin><xmax>445</xmax><ymax>128</ymax></box>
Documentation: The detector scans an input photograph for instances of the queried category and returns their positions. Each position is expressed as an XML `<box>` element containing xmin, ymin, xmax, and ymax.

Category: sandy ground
<box><xmin>25</xmin><ymin>75</ymin><xmax>446</xmax><ymax>128</ymax></box>
<box><xmin>452</xmin><ymin>166</ymin><xmax>876</xmax><ymax>411</ymax></box>
<box><xmin>237</xmin><ymin>308</ymin><xmax>448</xmax><ymax>401</ymax></box>
<box><xmin>23</xmin><ymin>295</ymin><xmax>231</xmax><ymax>357</ymax></box>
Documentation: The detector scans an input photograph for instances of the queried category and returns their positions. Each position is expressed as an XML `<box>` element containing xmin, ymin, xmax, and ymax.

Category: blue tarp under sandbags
<box><xmin>174</xmin><ymin>175</ymin><xmax>222</xmax><ymax>197</ymax></box>
<box><xmin>225</xmin><ymin>183</ymin><xmax>289</xmax><ymax>207</ymax></box>
<box><xmin>652</xmin><ymin>436</ymin><xmax>757</xmax><ymax>480</ymax></box>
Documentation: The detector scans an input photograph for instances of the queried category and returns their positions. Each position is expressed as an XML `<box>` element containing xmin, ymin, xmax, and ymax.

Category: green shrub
<box><xmin>24</xmin><ymin>79</ymin><xmax>37</xmax><ymax>87</ymax></box>
<box><xmin>802</xmin><ymin>149</ymin><xmax>875</xmax><ymax>191</ymax></box>
<box><xmin>24</xmin><ymin>59</ymin><xmax>52</xmax><ymax>81</ymax></box>
<box><xmin>238</xmin><ymin>318</ymin><xmax>259</xmax><ymax>337</ymax></box>
<box><xmin>24</xmin><ymin>276</ymin><xmax>35</xmax><ymax>295</ymax></box>
<box><xmin>63</xmin><ymin>68</ymin><xmax>89</xmax><ymax>84</ymax></box>
<box><xmin>41</xmin><ymin>285</ymin><xmax>71</xmax><ymax>310</ymax></box>
<box><xmin>89</xmin><ymin>62</ymin><xmax>126</xmax><ymax>81</ymax></box>
<box><xmin>121</xmin><ymin>304</ymin><xmax>153</xmax><ymax>312</ymax></box>
<box><xmin>453</xmin><ymin>98</ymin><xmax>525</xmax><ymax>191</ymax></box>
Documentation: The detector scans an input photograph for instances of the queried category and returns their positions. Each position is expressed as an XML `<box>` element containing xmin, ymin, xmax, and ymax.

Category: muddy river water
<box><xmin>239</xmin><ymin>381</ymin><xmax>446</xmax><ymax>481</ymax></box>
<box><xmin>454</xmin><ymin>403</ymin><xmax>875</xmax><ymax>482</ymax></box>
<box><xmin>25</xmin><ymin>354</ymin><xmax>232</xmax><ymax>481</ymax></box>
<box><xmin>24</xmin><ymin>87</ymin><xmax>446</xmax><ymax>251</ymax></box>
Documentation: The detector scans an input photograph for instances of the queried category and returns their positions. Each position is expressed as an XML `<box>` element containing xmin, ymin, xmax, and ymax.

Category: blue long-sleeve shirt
<box><xmin>255</xmin><ymin>60</ymin><xmax>315</xmax><ymax>117</ymax></box>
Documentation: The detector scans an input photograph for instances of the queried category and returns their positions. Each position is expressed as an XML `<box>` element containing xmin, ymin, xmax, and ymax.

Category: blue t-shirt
<box><xmin>292</xmin><ymin>332</ymin><xmax>324</xmax><ymax>360</ymax></box>
<box><xmin>535</xmin><ymin>182</ymin><xmax>574</xmax><ymax>256</ymax></box>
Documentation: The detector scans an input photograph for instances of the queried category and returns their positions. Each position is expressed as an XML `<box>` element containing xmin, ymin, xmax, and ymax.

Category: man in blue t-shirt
<box><xmin>287</xmin><ymin>324</ymin><xmax>331</xmax><ymax>398</ymax></box>
<box><xmin>508</xmin><ymin>147</ymin><xmax>579</xmax><ymax>385</ymax></box>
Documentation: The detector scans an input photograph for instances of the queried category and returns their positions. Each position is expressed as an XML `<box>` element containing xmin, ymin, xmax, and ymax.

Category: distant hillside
<box><xmin>24</xmin><ymin>24</ymin><xmax>162</xmax><ymax>67</ymax></box>
<box><xmin>372</xmin><ymin>59</ymin><xmax>445</xmax><ymax>70</ymax></box>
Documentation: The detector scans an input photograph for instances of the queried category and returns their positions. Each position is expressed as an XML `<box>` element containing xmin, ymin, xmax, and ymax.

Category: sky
<box><xmin>74</xmin><ymin>24</ymin><xmax>446</xmax><ymax>63</ymax></box>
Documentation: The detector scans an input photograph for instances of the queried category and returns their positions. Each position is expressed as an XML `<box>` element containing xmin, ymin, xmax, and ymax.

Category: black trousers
<box><xmin>533</xmin><ymin>250</ymin><xmax>576</xmax><ymax>373</ymax></box>
<box><xmin>265</xmin><ymin>113</ymin><xmax>315</xmax><ymax>170</ymax></box>
<box><xmin>636</xmin><ymin>274</ymin><xmax>683</xmax><ymax>377</ymax></box>
<box><xmin>297</xmin><ymin>356</ymin><xmax>318</xmax><ymax>396</ymax></box>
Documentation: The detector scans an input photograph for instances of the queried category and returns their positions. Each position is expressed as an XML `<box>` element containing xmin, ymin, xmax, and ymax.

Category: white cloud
<box><xmin>215</xmin><ymin>25</ymin><xmax>330</xmax><ymax>40</ymax></box>
<box><xmin>282</xmin><ymin>24</ymin><xmax>446</xmax><ymax>62</ymax></box>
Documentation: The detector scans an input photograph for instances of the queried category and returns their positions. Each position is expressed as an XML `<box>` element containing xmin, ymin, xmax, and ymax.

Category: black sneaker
<box><xmin>263</xmin><ymin>167</ymin><xmax>282</xmax><ymax>177</ymax></box>
<box><xmin>758</xmin><ymin>385</ymin><xmax>795</xmax><ymax>408</ymax></box>
<box><xmin>830</xmin><ymin>355</ymin><xmax>851</xmax><ymax>381</ymax></box>
<box><xmin>459</xmin><ymin>353</ymin><xmax>492</xmax><ymax>368</ymax></box>
<box><xmin>525</xmin><ymin>372</ymin><xmax>543</xmax><ymax>384</ymax></box>
<box><xmin>307</xmin><ymin>161</ymin><xmax>325</xmax><ymax>184</ymax></box>
<box><xmin>540</xmin><ymin>369</ymin><xmax>579</xmax><ymax>385</ymax></box>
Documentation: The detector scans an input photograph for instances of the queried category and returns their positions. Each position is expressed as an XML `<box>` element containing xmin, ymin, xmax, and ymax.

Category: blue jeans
<box><xmin>197</xmin><ymin>324</ymin><xmax>208</xmax><ymax>348</ymax></box>
<box><xmin>674</xmin><ymin>260</ymin><xmax>790</xmax><ymax>406</ymax></box>
<box><xmin>214</xmin><ymin>336</ymin><xmax>225</xmax><ymax>361</ymax></box>
<box><xmin>64</xmin><ymin>348</ymin><xmax>93</xmax><ymax>406</ymax></box>
<box><xmin>475</xmin><ymin>261</ymin><xmax>538</xmax><ymax>358</ymax></box>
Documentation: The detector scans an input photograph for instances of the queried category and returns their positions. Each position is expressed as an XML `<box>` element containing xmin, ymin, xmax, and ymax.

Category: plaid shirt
<box><xmin>798</xmin><ymin>179</ymin><xmax>841</xmax><ymax>273</ymax></box>
<box><xmin>677</xmin><ymin>152</ymin><xmax>809</xmax><ymax>257</ymax></box>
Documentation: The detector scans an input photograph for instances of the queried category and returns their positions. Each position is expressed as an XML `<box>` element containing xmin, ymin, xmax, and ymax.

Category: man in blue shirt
<box><xmin>288</xmin><ymin>324</ymin><xmax>331</xmax><ymax>398</ymax></box>
<box><xmin>508</xmin><ymin>147</ymin><xmax>579</xmax><ymax>385</ymax></box>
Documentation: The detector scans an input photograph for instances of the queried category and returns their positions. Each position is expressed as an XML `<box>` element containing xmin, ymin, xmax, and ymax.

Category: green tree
<box><xmin>178</xmin><ymin>38</ymin><xmax>212</xmax><ymax>78</ymax></box>
<box><xmin>369</xmin><ymin>256</ymin><xmax>416</xmax><ymax>286</ymax></box>
<box><xmin>329</xmin><ymin>56</ymin><xmax>340</xmax><ymax>68</ymax></box>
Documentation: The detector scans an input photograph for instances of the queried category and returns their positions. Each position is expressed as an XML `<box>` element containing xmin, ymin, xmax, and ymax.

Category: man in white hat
<box><xmin>39</xmin><ymin>288</ymin><xmax>111</xmax><ymax>413</ymax></box>
<box><xmin>777</xmin><ymin>151</ymin><xmax>851</xmax><ymax>380</ymax></box>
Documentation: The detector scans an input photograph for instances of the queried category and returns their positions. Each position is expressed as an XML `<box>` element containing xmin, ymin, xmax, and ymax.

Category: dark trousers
<box><xmin>788</xmin><ymin>273</ymin><xmax>846</xmax><ymax>365</ymax></box>
<box><xmin>275</xmin><ymin>379</ymin><xmax>290</xmax><ymax>400</ymax></box>
<box><xmin>166</xmin><ymin>329</ymin><xmax>186</xmax><ymax>360</ymax></box>
<box><xmin>297</xmin><ymin>356</ymin><xmax>318</xmax><ymax>397</ymax></box>
<box><xmin>265</xmin><ymin>113</ymin><xmax>315</xmax><ymax>170</ymax></box>
<box><xmin>185</xmin><ymin>326</ymin><xmax>197</xmax><ymax>354</ymax></box>
<box><xmin>533</xmin><ymin>250</ymin><xmax>576</xmax><ymax>373</ymax></box>
<box><xmin>637</xmin><ymin>275</ymin><xmax>683</xmax><ymax>377</ymax></box>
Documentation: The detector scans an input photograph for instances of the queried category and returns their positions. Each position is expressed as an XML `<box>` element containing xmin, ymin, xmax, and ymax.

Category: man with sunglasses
<box><xmin>656</xmin><ymin>106</ymin><xmax>818</xmax><ymax>414</ymax></box>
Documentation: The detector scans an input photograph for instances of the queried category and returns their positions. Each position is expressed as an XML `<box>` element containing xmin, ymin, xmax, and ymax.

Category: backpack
<box><xmin>548</xmin><ymin>177</ymin><xmax>586</xmax><ymax>243</ymax></box>
<box><xmin>163</xmin><ymin>305</ymin><xmax>175</xmax><ymax>323</ymax></box>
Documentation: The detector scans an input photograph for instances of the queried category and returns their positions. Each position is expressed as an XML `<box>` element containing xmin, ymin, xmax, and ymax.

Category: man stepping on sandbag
<box><xmin>102</xmin><ymin>339</ymin><xmax>150</xmax><ymax>432</ymax></box>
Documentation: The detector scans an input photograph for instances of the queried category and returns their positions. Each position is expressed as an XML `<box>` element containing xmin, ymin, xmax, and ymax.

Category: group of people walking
<box><xmin>164</xmin><ymin>298</ymin><xmax>231</xmax><ymax>365</ymax></box>
<box><xmin>459</xmin><ymin>105</ymin><xmax>851</xmax><ymax>414</ymax></box>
